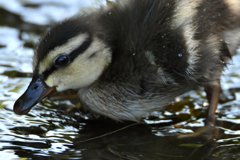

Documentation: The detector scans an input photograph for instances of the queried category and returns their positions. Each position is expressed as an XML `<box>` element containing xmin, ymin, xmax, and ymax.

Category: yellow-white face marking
<box><xmin>224</xmin><ymin>0</ymin><xmax>240</xmax><ymax>16</ymax></box>
<box><xmin>43</xmin><ymin>36</ymin><xmax>112</xmax><ymax>91</ymax></box>
<box><xmin>171</xmin><ymin>0</ymin><xmax>201</xmax><ymax>74</ymax></box>
<box><xmin>38</xmin><ymin>33</ymin><xmax>89</xmax><ymax>74</ymax></box>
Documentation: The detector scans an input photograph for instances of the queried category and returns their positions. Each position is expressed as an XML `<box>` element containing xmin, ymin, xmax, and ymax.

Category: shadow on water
<box><xmin>0</xmin><ymin>0</ymin><xmax>240</xmax><ymax>160</ymax></box>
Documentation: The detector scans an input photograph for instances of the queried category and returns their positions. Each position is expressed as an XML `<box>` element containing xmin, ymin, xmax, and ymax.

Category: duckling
<box><xmin>14</xmin><ymin>0</ymin><xmax>240</xmax><ymax>124</ymax></box>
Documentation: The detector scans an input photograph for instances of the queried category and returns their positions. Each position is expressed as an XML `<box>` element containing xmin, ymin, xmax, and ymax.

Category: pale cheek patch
<box><xmin>49</xmin><ymin>37</ymin><xmax>112</xmax><ymax>91</ymax></box>
<box><xmin>38</xmin><ymin>33</ymin><xmax>89</xmax><ymax>75</ymax></box>
<box><xmin>224</xmin><ymin>0</ymin><xmax>240</xmax><ymax>16</ymax></box>
<box><xmin>45</xmin><ymin>75</ymin><xmax>57</xmax><ymax>87</ymax></box>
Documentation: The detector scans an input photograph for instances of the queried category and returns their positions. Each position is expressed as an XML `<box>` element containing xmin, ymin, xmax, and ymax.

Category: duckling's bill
<box><xmin>14</xmin><ymin>77</ymin><xmax>56</xmax><ymax>115</ymax></box>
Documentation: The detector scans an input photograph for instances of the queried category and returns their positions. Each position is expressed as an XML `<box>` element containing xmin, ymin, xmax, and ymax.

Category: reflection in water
<box><xmin>0</xmin><ymin>0</ymin><xmax>240</xmax><ymax>159</ymax></box>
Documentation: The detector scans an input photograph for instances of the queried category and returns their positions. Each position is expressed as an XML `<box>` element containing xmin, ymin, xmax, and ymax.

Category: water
<box><xmin>1</xmin><ymin>1</ymin><xmax>240</xmax><ymax>159</ymax></box>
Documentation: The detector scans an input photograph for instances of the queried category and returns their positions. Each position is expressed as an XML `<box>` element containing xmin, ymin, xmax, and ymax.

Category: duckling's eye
<box><xmin>54</xmin><ymin>55</ymin><xmax>70</xmax><ymax>67</ymax></box>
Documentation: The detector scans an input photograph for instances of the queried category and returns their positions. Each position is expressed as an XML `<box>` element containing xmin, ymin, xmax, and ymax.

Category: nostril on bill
<box><xmin>32</xmin><ymin>84</ymin><xmax>39</xmax><ymax>90</ymax></box>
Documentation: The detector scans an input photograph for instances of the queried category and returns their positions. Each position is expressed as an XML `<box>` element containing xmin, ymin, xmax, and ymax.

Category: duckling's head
<box><xmin>14</xmin><ymin>17</ymin><xmax>112</xmax><ymax>114</ymax></box>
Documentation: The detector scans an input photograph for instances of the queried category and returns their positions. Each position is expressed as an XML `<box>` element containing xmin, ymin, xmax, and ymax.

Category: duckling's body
<box><xmin>14</xmin><ymin>0</ymin><xmax>240</xmax><ymax>122</ymax></box>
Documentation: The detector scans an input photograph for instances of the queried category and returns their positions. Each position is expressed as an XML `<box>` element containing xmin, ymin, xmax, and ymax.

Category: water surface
<box><xmin>0</xmin><ymin>1</ymin><xmax>240</xmax><ymax>160</ymax></box>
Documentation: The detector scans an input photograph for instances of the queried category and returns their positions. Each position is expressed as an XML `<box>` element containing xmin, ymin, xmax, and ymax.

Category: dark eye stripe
<box><xmin>41</xmin><ymin>35</ymin><xmax>92</xmax><ymax>80</ymax></box>
<box><xmin>69</xmin><ymin>36</ymin><xmax>93</xmax><ymax>61</ymax></box>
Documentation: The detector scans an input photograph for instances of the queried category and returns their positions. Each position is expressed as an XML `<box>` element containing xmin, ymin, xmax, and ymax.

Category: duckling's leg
<box><xmin>204</xmin><ymin>80</ymin><xmax>220</xmax><ymax>126</ymax></box>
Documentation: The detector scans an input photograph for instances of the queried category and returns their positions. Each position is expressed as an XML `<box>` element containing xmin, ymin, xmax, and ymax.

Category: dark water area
<box><xmin>0</xmin><ymin>1</ymin><xmax>240</xmax><ymax>160</ymax></box>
